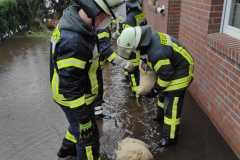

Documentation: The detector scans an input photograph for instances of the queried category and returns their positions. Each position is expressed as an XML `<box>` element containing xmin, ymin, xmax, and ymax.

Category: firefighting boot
<box><xmin>159</xmin><ymin>137</ymin><xmax>178</xmax><ymax>151</ymax></box>
<box><xmin>57</xmin><ymin>139</ymin><xmax>76</xmax><ymax>159</ymax></box>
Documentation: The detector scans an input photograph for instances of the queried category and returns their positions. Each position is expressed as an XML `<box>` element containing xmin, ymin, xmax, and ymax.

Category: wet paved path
<box><xmin>0</xmin><ymin>36</ymin><xmax>238</xmax><ymax>160</ymax></box>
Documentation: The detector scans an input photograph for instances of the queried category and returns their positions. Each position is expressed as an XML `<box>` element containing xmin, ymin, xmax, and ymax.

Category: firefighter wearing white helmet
<box><xmin>50</xmin><ymin>0</ymin><xmax>125</xmax><ymax>159</ymax></box>
<box><xmin>117</xmin><ymin>26</ymin><xmax>194</xmax><ymax>149</ymax></box>
<box><xmin>117</xmin><ymin>27</ymin><xmax>142</xmax><ymax>98</ymax></box>
<box><xmin>116</xmin><ymin>0</ymin><xmax>147</xmax><ymax>98</ymax></box>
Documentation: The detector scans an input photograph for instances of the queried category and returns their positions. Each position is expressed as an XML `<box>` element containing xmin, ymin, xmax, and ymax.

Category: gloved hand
<box><xmin>111</xmin><ymin>30</ymin><xmax>121</xmax><ymax>40</ymax></box>
<box><xmin>138</xmin><ymin>59</ymin><xmax>157</xmax><ymax>96</ymax></box>
<box><xmin>124</xmin><ymin>61</ymin><xmax>135</xmax><ymax>72</ymax></box>
<box><xmin>145</xmin><ymin>88</ymin><xmax>159</xmax><ymax>98</ymax></box>
<box><xmin>112</xmin><ymin>56</ymin><xmax>135</xmax><ymax>72</ymax></box>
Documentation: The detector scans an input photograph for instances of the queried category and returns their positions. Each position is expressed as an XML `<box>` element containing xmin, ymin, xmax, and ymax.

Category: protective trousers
<box><xmin>157</xmin><ymin>91</ymin><xmax>185</xmax><ymax>141</ymax></box>
<box><xmin>129</xmin><ymin>66</ymin><xmax>140</xmax><ymax>97</ymax></box>
<box><xmin>60</xmin><ymin>105</ymin><xmax>100</xmax><ymax>160</ymax></box>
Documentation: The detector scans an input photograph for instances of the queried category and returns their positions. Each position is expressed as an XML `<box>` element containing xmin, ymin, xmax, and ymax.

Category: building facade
<box><xmin>144</xmin><ymin>0</ymin><xmax>240</xmax><ymax>157</ymax></box>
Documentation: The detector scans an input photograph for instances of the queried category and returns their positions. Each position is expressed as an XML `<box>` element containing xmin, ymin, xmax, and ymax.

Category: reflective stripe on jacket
<box><xmin>50</xmin><ymin>25</ymin><xmax>100</xmax><ymax>108</ymax></box>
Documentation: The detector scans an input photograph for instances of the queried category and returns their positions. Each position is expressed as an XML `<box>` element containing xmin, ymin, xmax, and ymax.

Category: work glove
<box><xmin>112</xmin><ymin>55</ymin><xmax>135</xmax><ymax>72</ymax></box>
<box><xmin>138</xmin><ymin>59</ymin><xmax>157</xmax><ymax>96</ymax></box>
<box><xmin>111</xmin><ymin>30</ymin><xmax>121</xmax><ymax>40</ymax></box>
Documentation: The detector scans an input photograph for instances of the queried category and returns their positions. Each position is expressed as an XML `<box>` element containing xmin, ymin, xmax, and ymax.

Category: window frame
<box><xmin>221</xmin><ymin>0</ymin><xmax>240</xmax><ymax>40</ymax></box>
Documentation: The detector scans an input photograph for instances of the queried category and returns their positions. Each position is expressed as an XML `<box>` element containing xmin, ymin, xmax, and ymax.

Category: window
<box><xmin>221</xmin><ymin>0</ymin><xmax>240</xmax><ymax>39</ymax></box>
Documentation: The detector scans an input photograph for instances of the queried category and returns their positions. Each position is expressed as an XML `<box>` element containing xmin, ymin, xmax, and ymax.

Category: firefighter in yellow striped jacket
<box><xmin>120</xmin><ymin>0</ymin><xmax>147</xmax><ymax>98</ymax></box>
<box><xmin>116</xmin><ymin>26</ymin><xmax>194</xmax><ymax>149</ymax></box>
<box><xmin>50</xmin><ymin>0</ymin><xmax>125</xmax><ymax>159</ymax></box>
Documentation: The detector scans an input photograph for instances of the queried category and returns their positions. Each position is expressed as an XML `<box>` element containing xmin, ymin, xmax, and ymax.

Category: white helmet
<box><xmin>117</xmin><ymin>26</ymin><xmax>142</xmax><ymax>59</ymax></box>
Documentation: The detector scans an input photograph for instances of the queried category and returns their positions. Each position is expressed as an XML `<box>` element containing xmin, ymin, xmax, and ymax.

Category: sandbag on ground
<box><xmin>138</xmin><ymin>60</ymin><xmax>156</xmax><ymax>96</ymax></box>
<box><xmin>116</xmin><ymin>137</ymin><xmax>154</xmax><ymax>160</ymax></box>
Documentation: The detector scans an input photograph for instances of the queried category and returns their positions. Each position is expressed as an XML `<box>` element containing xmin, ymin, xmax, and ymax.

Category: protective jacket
<box><xmin>50</xmin><ymin>6</ymin><xmax>101</xmax><ymax>109</ymax></box>
<box><xmin>140</xmin><ymin>27</ymin><xmax>194</xmax><ymax>93</ymax></box>
<box><xmin>97</xmin><ymin>28</ymin><xmax>118</xmax><ymax>65</ymax></box>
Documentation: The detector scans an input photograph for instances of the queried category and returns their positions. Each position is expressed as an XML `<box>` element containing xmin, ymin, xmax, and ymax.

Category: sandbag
<box><xmin>138</xmin><ymin>60</ymin><xmax>156</xmax><ymax>96</ymax></box>
<box><xmin>116</xmin><ymin>137</ymin><xmax>154</xmax><ymax>160</ymax></box>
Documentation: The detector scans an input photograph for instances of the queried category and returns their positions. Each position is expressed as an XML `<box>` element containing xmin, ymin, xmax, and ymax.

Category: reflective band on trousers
<box><xmin>85</xmin><ymin>146</ymin><xmax>94</xmax><ymax>160</ymax></box>
<box><xmin>97</xmin><ymin>31</ymin><xmax>110</xmax><ymax>39</ymax></box>
<box><xmin>80</xmin><ymin>121</ymin><xmax>92</xmax><ymax>133</ymax></box>
<box><xmin>130</xmin><ymin>74</ymin><xmax>139</xmax><ymax>94</ymax></box>
<box><xmin>65</xmin><ymin>130</ymin><xmax>77</xmax><ymax>144</ymax></box>
<box><xmin>154</xmin><ymin>59</ymin><xmax>171</xmax><ymax>72</ymax></box>
<box><xmin>57</xmin><ymin>58</ymin><xmax>86</xmax><ymax>70</ymax></box>
<box><xmin>164</xmin><ymin>97</ymin><xmax>180</xmax><ymax>139</ymax></box>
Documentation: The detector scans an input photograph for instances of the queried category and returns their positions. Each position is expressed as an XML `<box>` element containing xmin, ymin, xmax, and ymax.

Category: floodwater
<box><xmin>0</xmin><ymin>36</ymin><xmax>238</xmax><ymax>160</ymax></box>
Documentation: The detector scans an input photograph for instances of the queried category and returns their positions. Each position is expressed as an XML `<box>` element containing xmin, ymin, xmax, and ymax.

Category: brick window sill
<box><xmin>207</xmin><ymin>33</ymin><xmax>240</xmax><ymax>65</ymax></box>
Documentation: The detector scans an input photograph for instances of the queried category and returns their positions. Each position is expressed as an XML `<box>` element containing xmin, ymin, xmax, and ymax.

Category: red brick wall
<box><xmin>144</xmin><ymin>0</ymin><xmax>169</xmax><ymax>33</ymax></box>
<box><xmin>179</xmin><ymin>0</ymin><xmax>240</xmax><ymax>157</ymax></box>
<box><xmin>144</xmin><ymin>0</ymin><xmax>240</xmax><ymax>157</ymax></box>
<box><xmin>167</xmin><ymin>0</ymin><xmax>181</xmax><ymax>38</ymax></box>
<box><xmin>143</xmin><ymin>0</ymin><xmax>181</xmax><ymax>38</ymax></box>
